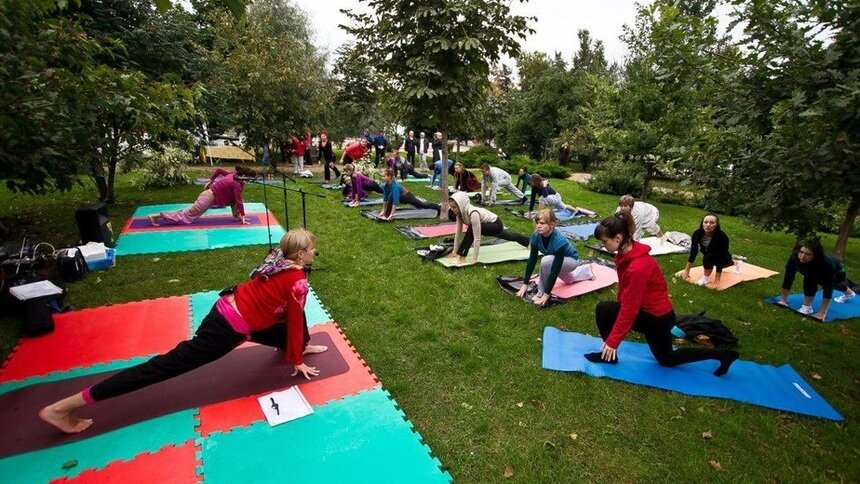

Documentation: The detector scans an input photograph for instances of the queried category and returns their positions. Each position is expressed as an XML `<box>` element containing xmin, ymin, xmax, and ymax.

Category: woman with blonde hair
<box><xmin>39</xmin><ymin>229</ymin><xmax>327</xmax><ymax>434</ymax></box>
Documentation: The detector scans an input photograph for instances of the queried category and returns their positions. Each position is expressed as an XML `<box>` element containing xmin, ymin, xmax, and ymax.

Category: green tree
<box><xmin>343</xmin><ymin>0</ymin><xmax>533</xmax><ymax>213</ymax></box>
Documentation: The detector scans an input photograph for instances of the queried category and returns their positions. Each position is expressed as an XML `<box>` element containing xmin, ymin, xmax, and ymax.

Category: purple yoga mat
<box><xmin>0</xmin><ymin>332</ymin><xmax>347</xmax><ymax>459</ymax></box>
<box><xmin>127</xmin><ymin>214</ymin><xmax>264</xmax><ymax>229</ymax></box>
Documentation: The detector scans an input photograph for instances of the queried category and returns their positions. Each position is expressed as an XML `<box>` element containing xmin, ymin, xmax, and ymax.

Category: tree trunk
<box><xmin>105</xmin><ymin>157</ymin><xmax>117</xmax><ymax>203</ymax></box>
<box><xmin>833</xmin><ymin>195</ymin><xmax>859</xmax><ymax>261</ymax></box>
<box><xmin>94</xmin><ymin>174</ymin><xmax>109</xmax><ymax>202</ymax></box>
<box><xmin>456</xmin><ymin>139</ymin><xmax>460</xmax><ymax>162</ymax></box>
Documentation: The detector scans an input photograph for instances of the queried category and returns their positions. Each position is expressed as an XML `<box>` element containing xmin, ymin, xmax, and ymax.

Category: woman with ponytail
<box><xmin>585</xmin><ymin>213</ymin><xmax>739</xmax><ymax>376</ymax></box>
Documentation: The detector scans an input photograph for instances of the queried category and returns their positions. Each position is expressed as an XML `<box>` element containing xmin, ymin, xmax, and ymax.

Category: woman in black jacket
<box><xmin>681</xmin><ymin>213</ymin><xmax>736</xmax><ymax>287</ymax></box>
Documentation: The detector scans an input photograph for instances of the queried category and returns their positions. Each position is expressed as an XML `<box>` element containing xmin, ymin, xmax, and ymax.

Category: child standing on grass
<box><xmin>526</xmin><ymin>174</ymin><xmax>596</xmax><ymax>218</ymax></box>
<box><xmin>681</xmin><ymin>213</ymin><xmax>738</xmax><ymax>288</ymax></box>
<box><xmin>448</xmin><ymin>191</ymin><xmax>529</xmax><ymax>265</ymax></box>
<box><xmin>39</xmin><ymin>229</ymin><xmax>328</xmax><ymax>434</ymax></box>
<box><xmin>378</xmin><ymin>169</ymin><xmax>440</xmax><ymax>221</ymax></box>
<box><xmin>515</xmin><ymin>209</ymin><xmax>594</xmax><ymax>307</ymax></box>
<box><xmin>779</xmin><ymin>239</ymin><xmax>856</xmax><ymax>320</ymax></box>
<box><xmin>584</xmin><ymin>213</ymin><xmax>739</xmax><ymax>375</ymax></box>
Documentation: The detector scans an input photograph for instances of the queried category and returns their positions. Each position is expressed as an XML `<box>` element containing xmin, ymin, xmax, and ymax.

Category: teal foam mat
<box><xmin>200</xmin><ymin>388</ymin><xmax>451</xmax><ymax>483</ymax></box>
<box><xmin>115</xmin><ymin>226</ymin><xmax>286</xmax><ymax>255</ymax></box>
<box><xmin>131</xmin><ymin>203</ymin><xmax>269</xmax><ymax>218</ymax></box>
<box><xmin>306</xmin><ymin>288</ymin><xmax>333</xmax><ymax>326</ymax></box>
<box><xmin>0</xmin><ymin>410</ymin><xmax>197</xmax><ymax>483</ymax></box>
<box><xmin>208</xmin><ymin>226</ymin><xmax>286</xmax><ymax>249</ymax></box>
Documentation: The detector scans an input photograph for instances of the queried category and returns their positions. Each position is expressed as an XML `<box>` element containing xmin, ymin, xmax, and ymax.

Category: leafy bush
<box><xmin>587</xmin><ymin>161</ymin><xmax>644</xmax><ymax>196</ymax></box>
<box><xmin>136</xmin><ymin>145</ymin><xmax>192</xmax><ymax>189</ymax></box>
<box><xmin>459</xmin><ymin>146</ymin><xmax>570</xmax><ymax>179</ymax></box>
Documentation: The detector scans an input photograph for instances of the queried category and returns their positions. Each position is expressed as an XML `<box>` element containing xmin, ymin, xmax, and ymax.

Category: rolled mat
<box><xmin>587</xmin><ymin>236</ymin><xmax>689</xmax><ymax>256</ymax></box>
<box><xmin>0</xmin><ymin>332</ymin><xmax>348</xmax><ymax>459</ymax></box>
<box><xmin>766</xmin><ymin>289</ymin><xmax>860</xmax><ymax>322</ymax></box>
<box><xmin>541</xmin><ymin>327</ymin><xmax>842</xmax><ymax>421</ymax></box>
<box><xmin>676</xmin><ymin>263</ymin><xmax>778</xmax><ymax>290</ymax></box>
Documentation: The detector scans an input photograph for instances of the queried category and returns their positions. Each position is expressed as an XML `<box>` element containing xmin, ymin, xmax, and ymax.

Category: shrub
<box><xmin>136</xmin><ymin>145</ymin><xmax>192</xmax><ymax>190</ymax></box>
<box><xmin>587</xmin><ymin>161</ymin><xmax>644</xmax><ymax>196</ymax></box>
<box><xmin>459</xmin><ymin>146</ymin><xmax>570</xmax><ymax>179</ymax></box>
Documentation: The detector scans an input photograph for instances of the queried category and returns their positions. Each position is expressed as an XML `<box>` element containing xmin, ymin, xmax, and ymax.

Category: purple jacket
<box><xmin>348</xmin><ymin>172</ymin><xmax>375</xmax><ymax>201</ymax></box>
<box><xmin>209</xmin><ymin>168</ymin><xmax>245</xmax><ymax>215</ymax></box>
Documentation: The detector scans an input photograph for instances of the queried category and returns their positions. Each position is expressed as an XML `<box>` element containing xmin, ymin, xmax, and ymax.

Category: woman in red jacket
<box><xmin>39</xmin><ymin>229</ymin><xmax>327</xmax><ymax>434</ymax></box>
<box><xmin>585</xmin><ymin>213</ymin><xmax>738</xmax><ymax>376</ymax></box>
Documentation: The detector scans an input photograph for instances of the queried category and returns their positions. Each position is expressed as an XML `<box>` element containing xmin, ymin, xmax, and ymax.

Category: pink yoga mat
<box><xmin>535</xmin><ymin>263</ymin><xmax>618</xmax><ymax>299</ymax></box>
<box><xmin>413</xmin><ymin>223</ymin><xmax>461</xmax><ymax>238</ymax></box>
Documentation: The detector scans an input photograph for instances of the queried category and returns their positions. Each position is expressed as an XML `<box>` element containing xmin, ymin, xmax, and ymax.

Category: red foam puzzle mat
<box><xmin>50</xmin><ymin>440</ymin><xmax>199</xmax><ymax>484</ymax></box>
<box><xmin>0</xmin><ymin>296</ymin><xmax>191</xmax><ymax>383</ymax></box>
<box><xmin>196</xmin><ymin>322</ymin><xmax>379</xmax><ymax>436</ymax></box>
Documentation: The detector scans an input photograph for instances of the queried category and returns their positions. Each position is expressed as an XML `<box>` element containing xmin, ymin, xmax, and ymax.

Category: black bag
<box><xmin>676</xmin><ymin>312</ymin><xmax>739</xmax><ymax>346</ymax></box>
<box><xmin>21</xmin><ymin>300</ymin><xmax>57</xmax><ymax>337</ymax></box>
<box><xmin>56</xmin><ymin>248</ymin><xmax>87</xmax><ymax>282</ymax></box>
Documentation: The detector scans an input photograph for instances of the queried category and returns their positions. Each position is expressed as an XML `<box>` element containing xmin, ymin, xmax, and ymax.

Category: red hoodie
<box><xmin>606</xmin><ymin>241</ymin><xmax>674</xmax><ymax>349</ymax></box>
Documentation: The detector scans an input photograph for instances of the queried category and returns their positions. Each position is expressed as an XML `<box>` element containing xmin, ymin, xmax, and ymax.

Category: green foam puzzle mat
<box><xmin>199</xmin><ymin>388</ymin><xmax>451</xmax><ymax>483</ymax></box>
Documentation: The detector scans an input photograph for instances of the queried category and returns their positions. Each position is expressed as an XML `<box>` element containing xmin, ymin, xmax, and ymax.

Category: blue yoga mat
<box><xmin>541</xmin><ymin>327</ymin><xmax>842</xmax><ymax>421</ymax></box>
<box><xmin>558</xmin><ymin>222</ymin><xmax>599</xmax><ymax>240</ymax></box>
<box><xmin>765</xmin><ymin>290</ymin><xmax>859</xmax><ymax>322</ymax></box>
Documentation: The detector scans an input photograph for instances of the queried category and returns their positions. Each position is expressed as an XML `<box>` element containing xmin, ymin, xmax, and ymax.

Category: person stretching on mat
<box><xmin>148</xmin><ymin>166</ymin><xmax>257</xmax><ymax>226</ymax></box>
<box><xmin>379</xmin><ymin>169</ymin><xmax>440</xmax><ymax>221</ymax></box>
<box><xmin>778</xmin><ymin>239</ymin><xmax>856</xmax><ymax>320</ymax></box>
<box><xmin>516</xmin><ymin>166</ymin><xmax>531</xmax><ymax>193</ymax></box>
<box><xmin>583</xmin><ymin>213</ymin><xmax>739</xmax><ymax>375</ymax></box>
<box><xmin>39</xmin><ymin>229</ymin><xmax>328</xmax><ymax>434</ymax></box>
<box><xmin>453</xmin><ymin>162</ymin><xmax>481</xmax><ymax>192</ymax></box>
<box><xmin>615</xmin><ymin>194</ymin><xmax>664</xmax><ymax>242</ymax></box>
<box><xmin>516</xmin><ymin>209</ymin><xmax>595</xmax><ymax>307</ymax></box>
<box><xmin>480</xmin><ymin>164</ymin><xmax>526</xmax><ymax>206</ymax></box>
<box><xmin>681</xmin><ymin>213</ymin><xmax>738</xmax><ymax>288</ymax></box>
<box><xmin>448</xmin><ymin>191</ymin><xmax>529</xmax><ymax>266</ymax></box>
<box><xmin>343</xmin><ymin>163</ymin><xmax>384</xmax><ymax>207</ymax></box>
<box><xmin>526</xmin><ymin>174</ymin><xmax>596</xmax><ymax>218</ymax></box>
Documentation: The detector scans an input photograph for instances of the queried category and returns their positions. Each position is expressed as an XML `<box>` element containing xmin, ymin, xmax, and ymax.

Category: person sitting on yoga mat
<box><xmin>148</xmin><ymin>166</ymin><xmax>257</xmax><ymax>226</ymax></box>
<box><xmin>378</xmin><ymin>169</ymin><xmax>440</xmax><ymax>221</ymax></box>
<box><xmin>448</xmin><ymin>191</ymin><xmax>529</xmax><ymax>265</ymax></box>
<box><xmin>515</xmin><ymin>209</ymin><xmax>595</xmax><ymax>307</ymax></box>
<box><xmin>480</xmin><ymin>164</ymin><xmax>526</xmax><ymax>206</ymax></box>
<box><xmin>453</xmin><ymin>162</ymin><xmax>481</xmax><ymax>192</ymax></box>
<box><xmin>343</xmin><ymin>163</ymin><xmax>383</xmax><ymax>207</ymax></box>
<box><xmin>779</xmin><ymin>238</ymin><xmax>856</xmax><ymax>319</ymax></box>
<box><xmin>526</xmin><ymin>174</ymin><xmax>596</xmax><ymax>218</ymax></box>
<box><xmin>584</xmin><ymin>213</ymin><xmax>739</xmax><ymax>375</ymax></box>
<box><xmin>615</xmin><ymin>194</ymin><xmax>664</xmax><ymax>242</ymax></box>
<box><xmin>39</xmin><ymin>229</ymin><xmax>328</xmax><ymax>434</ymax></box>
<box><xmin>681</xmin><ymin>213</ymin><xmax>738</xmax><ymax>287</ymax></box>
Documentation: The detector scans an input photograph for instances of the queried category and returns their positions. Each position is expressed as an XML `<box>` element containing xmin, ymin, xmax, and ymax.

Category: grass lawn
<box><xmin>1</xmin><ymin>167</ymin><xmax>858</xmax><ymax>482</ymax></box>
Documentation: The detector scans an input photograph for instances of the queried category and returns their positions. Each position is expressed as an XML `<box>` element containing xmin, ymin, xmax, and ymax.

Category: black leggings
<box><xmin>88</xmin><ymin>305</ymin><xmax>310</xmax><ymax>402</ymax></box>
<box><xmin>383</xmin><ymin>191</ymin><xmax>439</xmax><ymax>217</ymax></box>
<box><xmin>324</xmin><ymin>160</ymin><xmax>340</xmax><ymax>181</ymax></box>
<box><xmin>703</xmin><ymin>253</ymin><xmax>733</xmax><ymax>273</ymax></box>
<box><xmin>457</xmin><ymin>219</ymin><xmax>529</xmax><ymax>257</ymax></box>
<box><xmin>802</xmin><ymin>272</ymin><xmax>853</xmax><ymax>298</ymax></box>
<box><xmin>595</xmin><ymin>301</ymin><xmax>732</xmax><ymax>367</ymax></box>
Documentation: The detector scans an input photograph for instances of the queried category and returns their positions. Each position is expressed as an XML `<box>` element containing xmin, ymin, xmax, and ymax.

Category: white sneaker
<box><xmin>570</xmin><ymin>263</ymin><xmax>595</xmax><ymax>282</ymax></box>
<box><xmin>834</xmin><ymin>292</ymin><xmax>855</xmax><ymax>304</ymax></box>
<box><xmin>798</xmin><ymin>305</ymin><xmax>814</xmax><ymax>315</ymax></box>
<box><xmin>696</xmin><ymin>276</ymin><xmax>710</xmax><ymax>286</ymax></box>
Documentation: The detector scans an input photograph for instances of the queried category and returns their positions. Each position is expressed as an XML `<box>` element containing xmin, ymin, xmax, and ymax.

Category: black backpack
<box><xmin>56</xmin><ymin>248</ymin><xmax>87</xmax><ymax>282</ymax></box>
<box><xmin>676</xmin><ymin>312</ymin><xmax>739</xmax><ymax>346</ymax></box>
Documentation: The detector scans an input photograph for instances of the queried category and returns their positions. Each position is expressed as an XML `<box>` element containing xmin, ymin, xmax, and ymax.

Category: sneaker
<box><xmin>834</xmin><ymin>292</ymin><xmax>855</xmax><ymax>304</ymax></box>
<box><xmin>798</xmin><ymin>305</ymin><xmax>814</xmax><ymax>315</ymax></box>
<box><xmin>571</xmin><ymin>263</ymin><xmax>594</xmax><ymax>282</ymax></box>
<box><xmin>696</xmin><ymin>276</ymin><xmax>710</xmax><ymax>286</ymax></box>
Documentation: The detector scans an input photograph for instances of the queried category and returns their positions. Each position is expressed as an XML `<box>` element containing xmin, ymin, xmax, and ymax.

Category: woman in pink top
<box><xmin>148</xmin><ymin>166</ymin><xmax>257</xmax><ymax>226</ymax></box>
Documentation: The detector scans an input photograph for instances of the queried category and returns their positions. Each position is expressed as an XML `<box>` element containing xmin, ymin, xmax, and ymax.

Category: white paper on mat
<box><xmin>257</xmin><ymin>386</ymin><xmax>314</xmax><ymax>426</ymax></box>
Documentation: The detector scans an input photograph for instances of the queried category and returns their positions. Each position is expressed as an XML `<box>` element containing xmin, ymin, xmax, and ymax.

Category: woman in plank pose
<box><xmin>448</xmin><ymin>191</ymin><xmax>529</xmax><ymax>265</ymax></box>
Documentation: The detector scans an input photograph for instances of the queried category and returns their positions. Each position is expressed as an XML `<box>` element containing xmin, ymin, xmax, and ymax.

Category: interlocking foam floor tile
<box><xmin>199</xmin><ymin>388</ymin><xmax>451</xmax><ymax>483</ymax></box>
<box><xmin>305</xmin><ymin>288</ymin><xmax>333</xmax><ymax>326</ymax></box>
<box><xmin>51</xmin><ymin>440</ymin><xmax>199</xmax><ymax>484</ymax></box>
<box><xmin>131</xmin><ymin>203</ymin><xmax>269</xmax><ymax>218</ymax></box>
<box><xmin>0</xmin><ymin>409</ymin><xmax>197</xmax><ymax>484</ymax></box>
<box><xmin>189</xmin><ymin>291</ymin><xmax>221</xmax><ymax>333</ymax></box>
<box><xmin>115</xmin><ymin>226</ymin><xmax>287</xmax><ymax>256</ymax></box>
<box><xmin>0</xmin><ymin>296</ymin><xmax>190</xmax><ymax>383</ymax></box>
<box><xmin>196</xmin><ymin>322</ymin><xmax>378</xmax><ymax>436</ymax></box>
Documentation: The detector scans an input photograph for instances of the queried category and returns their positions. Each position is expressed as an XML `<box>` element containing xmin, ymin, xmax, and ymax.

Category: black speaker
<box><xmin>75</xmin><ymin>203</ymin><xmax>115</xmax><ymax>247</ymax></box>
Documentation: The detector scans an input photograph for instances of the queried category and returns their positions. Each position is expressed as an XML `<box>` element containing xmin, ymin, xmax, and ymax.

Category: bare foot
<box><xmin>303</xmin><ymin>344</ymin><xmax>328</xmax><ymax>355</ymax></box>
<box><xmin>39</xmin><ymin>406</ymin><xmax>93</xmax><ymax>434</ymax></box>
<box><xmin>147</xmin><ymin>215</ymin><xmax>159</xmax><ymax>227</ymax></box>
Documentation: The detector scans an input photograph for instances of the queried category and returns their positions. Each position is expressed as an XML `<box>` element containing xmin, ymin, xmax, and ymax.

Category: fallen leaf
<box><xmin>168</xmin><ymin>279</ymin><xmax>180</xmax><ymax>283</ymax></box>
<box><xmin>152</xmin><ymin>257</ymin><xmax>161</xmax><ymax>262</ymax></box>
<box><xmin>460</xmin><ymin>402</ymin><xmax>473</xmax><ymax>410</ymax></box>
<box><xmin>536</xmin><ymin>337</ymin><xmax>542</xmax><ymax>342</ymax></box>
<box><xmin>62</xmin><ymin>460</ymin><xmax>78</xmax><ymax>470</ymax></box>
<box><xmin>680</xmin><ymin>406</ymin><xmax>686</xmax><ymax>412</ymax></box>
<box><xmin>516</xmin><ymin>402</ymin><xmax>524</xmax><ymax>408</ymax></box>
<box><xmin>709</xmin><ymin>460</ymin><xmax>723</xmax><ymax>471</ymax></box>
<box><xmin>504</xmin><ymin>465</ymin><xmax>514</xmax><ymax>478</ymax></box>
<box><xmin>812</xmin><ymin>373</ymin><xmax>822</xmax><ymax>380</ymax></box>
<box><xmin>569</xmin><ymin>432</ymin><xmax>578</xmax><ymax>440</ymax></box>
<box><xmin>531</xmin><ymin>399</ymin><xmax>546</xmax><ymax>410</ymax></box>
<box><xmin>702</xmin><ymin>430</ymin><xmax>713</xmax><ymax>440</ymax></box>
<box><xmin>543</xmin><ymin>441</ymin><xmax>556</xmax><ymax>450</ymax></box>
